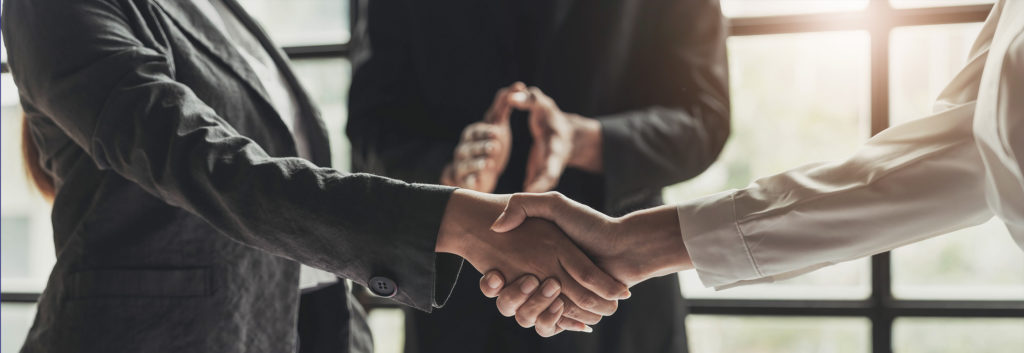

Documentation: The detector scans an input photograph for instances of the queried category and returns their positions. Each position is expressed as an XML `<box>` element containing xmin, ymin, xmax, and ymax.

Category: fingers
<box><xmin>513</xmin><ymin>278</ymin><xmax>562</xmax><ymax>329</ymax></box>
<box><xmin>479</xmin><ymin>271</ymin><xmax>505</xmax><ymax>298</ymax></box>
<box><xmin>559</xmin><ymin>299</ymin><xmax>603</xmax><ymax>326</ymax></box>
<box><xmin>484</xmin><ymin>275</ymin><xmax>577</xmax><ymax>336</ymax></box>
<box><xmin>460</xmin><ymin>123</ymin><xmax>503</xmax><ymax>142</ymax></box>
<box><xmin>523</xmin><ymin>128</ymin><xmax>570</xmax><ymax>193</ymax></box>
<box><xmin>558</xmin><ymin>317</ymin><xmax>593</xmax><ymax>333</ymax></box>
<box><xmin>557</xmin><ymin>273</ymin><xmax>619</xmax><ymax>316</ymax></box>
<box><xmin>561</xmin><ymin>245</ymin><xmax>631</xmax><ymax>301</ymax></box>
<box><xmin>451</xmin><ymin>123</ymin><xmax>506</xmax><ymax>190</ymax></box>
<box><xmin>453</xmin><ymin>157</ymin><xmax>488</xmax><ymax>182</ymax></box>
<box><xmin>535</xmin><ymin>298</ymin><xmax>565</xmax><ymax>337</ymax></box>
<box><xmin>455</xmin><ymin>140</ymin><xmax>500</xmax><ymax>160</ymax></box>
<box><xmin>495</xmin><ymin>275</ymin><xmax>541</xmax><ymax>317</ymax></box>
<box><xmin>508</xmin><ymin>86</ymin><xmax>553</xmax><ymax>111</ymax></box>
<box><xmin>486</xmin><ymin>83</ymin><xmax>527</xmax><ymax>124</ymax></box>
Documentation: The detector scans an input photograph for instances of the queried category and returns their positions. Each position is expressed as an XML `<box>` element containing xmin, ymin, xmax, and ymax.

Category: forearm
<box><xmin>615</xmin><ymin>205</ymin><xmax>692</xmax><ymax>281</ymax></box>
<box><xmin>435</xmin><ymin>189</ymin><xmax>508</xmax><ymax>256</ymax></box>
<box><xmin>678</xmin><ymin>103</ymin><xmax>992</xmax><ymax>289</ymax></box>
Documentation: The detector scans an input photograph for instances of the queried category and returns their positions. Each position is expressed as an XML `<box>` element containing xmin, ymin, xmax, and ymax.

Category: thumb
<box><xmin>491</xmin><ymin>193</ymin><xmax>561</xmax><ymax>233</ymax></box>
<box><xmin>487</xmin><ymin>191</ymin><xmax>569</xmax><ymax>232</ymax></box>
<box><xmin>490</xmin><ymin>199</ymin><xmax>530</xmax><ymax>233</ymax></box>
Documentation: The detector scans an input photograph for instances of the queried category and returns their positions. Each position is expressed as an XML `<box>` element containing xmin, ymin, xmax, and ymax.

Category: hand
<box><xmin>440</xmin><ymin>85</ymin><xmax>522</xmax><ymax>192</ymax></box>
<box><xmin>479</xmin><ymin>272</ymin><xmax>570</xmax><ymax>337</ymax></box>
<box><xmin>482</xmin><ymin>192</ymin><xmax>693</xmax><ymax>331</ymax></box>
<box><xmin>509</xmin><ymin>86</ymin><xmax>603</xmax><ymax>193</ymax></box>
<box><xmin>435</xmin><ymin>189</ymin><xmax>631</xmax><ymax>334</ymax></box>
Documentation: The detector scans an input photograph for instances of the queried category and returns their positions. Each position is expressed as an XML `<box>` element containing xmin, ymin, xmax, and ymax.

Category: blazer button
<box><xmin>368</xmin><ymin>276</ymin><xmax>398</xmax><ymax>298</ymax></box>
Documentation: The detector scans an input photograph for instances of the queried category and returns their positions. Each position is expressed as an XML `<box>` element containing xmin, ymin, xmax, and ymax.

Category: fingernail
<box><xmin>541</xmin><ymin>280</ymin><xmax>560</xmax><ymax>298</ymax></box>
<box><xmin>621</xmin><ymin>290</ymin><xmax>632</xmax><ymax>300</ymax></box>
<box><xmin>486</xmin><ymin>274</ymin><xmax>502</xmax><ymax>289</ymax></box>
<box><xmin>549</xmin><ymin>299</ymin><xmax>564</xmax><ymax>314</ymax></box>
<box><xmin>510</xmin><ymin>91</ymin><xmax>528</xmax><ymax>102</ymax></box>
<box><xmin>520</xmin><ymin>277</ymin><xmax>539</xmax><ymax>294</ymax></box>
<box><xmin>582</xmin><ymin>325</ymin><xmax>593</xmax><ymax>333</ymax></box>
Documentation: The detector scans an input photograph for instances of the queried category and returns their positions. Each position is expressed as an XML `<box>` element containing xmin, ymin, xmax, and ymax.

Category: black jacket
<box><xmin>347</xmin><ymin>0</ymin><xmax>730</xmax><ymax>352</ymax></box>
<box><xmin>1</xmin><ymin>0</ymin><xmax>462</xmax><ymax>352</ymax></box>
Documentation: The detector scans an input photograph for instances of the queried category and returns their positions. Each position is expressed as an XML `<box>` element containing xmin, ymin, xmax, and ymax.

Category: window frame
<box><xmin>2</xmin><ymin>1</ymin><xmax>1022</xmax><ymax>352</ymax></box>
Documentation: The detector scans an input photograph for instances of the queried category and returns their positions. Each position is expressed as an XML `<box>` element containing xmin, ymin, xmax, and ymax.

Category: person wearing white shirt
<box><xmin>478</xmin><ymin>0</ymin><xmax>1024</xmax><ymax>335</ymax></box>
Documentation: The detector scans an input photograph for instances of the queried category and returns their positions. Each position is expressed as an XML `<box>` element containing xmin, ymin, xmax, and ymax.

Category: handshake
<box><xmin>434</xmin><ymin>189</ymin><xmax>693</xmax><ymax>337</ymax></box>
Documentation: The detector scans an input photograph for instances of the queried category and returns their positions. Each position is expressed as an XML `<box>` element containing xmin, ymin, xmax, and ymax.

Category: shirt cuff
<box><xmin>676</xmin><ymin>190</ymin><xmax>763</xmax><ymax>289</ymax></box>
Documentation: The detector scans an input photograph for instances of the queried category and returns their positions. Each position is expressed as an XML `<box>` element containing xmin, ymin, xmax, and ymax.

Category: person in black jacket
<box><xmin>347</xmin><ymin>0</ymin><xmax>730</xmax><ymax>352</ymax></box>
<box><xmin>0</xmin><ymin>0</ymin><xmax>629</xmax><ymax>352</ymax></box>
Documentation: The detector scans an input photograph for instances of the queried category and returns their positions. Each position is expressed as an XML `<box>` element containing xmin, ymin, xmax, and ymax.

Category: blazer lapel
<box><xmin>151</xmin><ymin>0</ymin><xmax>277</xmax><ymax>117</ymax></box>
<box><xmin>218</xmin><ymin>0</ymin><xmax>333</xmax><ymax>167</ymax></box>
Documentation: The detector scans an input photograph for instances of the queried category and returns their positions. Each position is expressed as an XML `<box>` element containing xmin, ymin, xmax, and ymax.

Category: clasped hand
<box><xmin>435</xmin><ymin>190</ymin><xmax>632</xmax><ymax>336</ymax></box>
<box><xmin>476</xmin><ymin>192</ymin><xmax>693</xmax><ymax>336</ymax></box>
<box><xmin>441</xmin><ymin>82</ymin><xmax>602</xmax><ymax>193</ymax></box>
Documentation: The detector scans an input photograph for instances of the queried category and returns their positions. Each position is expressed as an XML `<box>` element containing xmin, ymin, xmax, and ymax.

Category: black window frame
<box><xmin>3</xmin><ymin>1</ymin><xmax>1023</xmax><ymax>352</ymax></box>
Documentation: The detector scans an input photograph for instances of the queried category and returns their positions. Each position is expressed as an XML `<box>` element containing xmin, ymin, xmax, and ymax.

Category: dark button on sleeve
<box><xmin>368</xmin><ymin>276</ymin><xmax>398</xmax><ymax>298</ymax></box>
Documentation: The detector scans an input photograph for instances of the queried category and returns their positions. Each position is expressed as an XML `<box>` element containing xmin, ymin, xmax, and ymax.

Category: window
<box><xmin>666</xmin><ymin>30</ymin><xmax>872</xmax><ymax>301</ymax></box>
<box><xmin>2</xmin><ymin>1</ymin><xmax>1022</xmax><ymax>353</ymax></box>
<box><xmin>664</xmin><ymin>1</ymin><xmax>1023</xmax><ymax>353</ymax></box>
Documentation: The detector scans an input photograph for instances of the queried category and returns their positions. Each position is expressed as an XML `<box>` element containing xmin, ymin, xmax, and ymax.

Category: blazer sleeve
<box><xmin>599</xmin><ymin>0</ymin><xmax>731</xmax><ymax>212</ymax></box>
<box><xmin>346</xmin><ymin>0</ymin><xmax>456</xmax><ymax>184</ymax></box>
<box><xmin>2</xmin><ymin>0</ymin><xmax>460</xmax><ymax>312</ymax></box>
<box><xmin>675</xmin><ymin>26</ymin><xmax>998</xmax><ymax>289</ymax></box>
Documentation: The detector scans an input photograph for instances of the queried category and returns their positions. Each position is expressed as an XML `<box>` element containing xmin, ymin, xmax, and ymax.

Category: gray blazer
<box><xmin>1</xmin><ymin>0</ymin><xmax>462</xmax><ymax>352</ymax></box>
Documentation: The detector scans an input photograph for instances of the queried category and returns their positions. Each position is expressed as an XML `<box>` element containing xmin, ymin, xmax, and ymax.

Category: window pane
<box><xmin>687</xmin><ymin>316</ymin><xmax>870</xmax><ymax>353</ymax></box>
<box><xmin>237</xmin><ymin>0</ymin><xmax>350</xmax><ymax>47</ymax></box>
<box><xmin>666</xmin><ymin>31</ymin><xmax>871</xmax><ymax>299</ymax></box>
<box><xmin>1</xmin><ymin>303</ymin><xmax>37</xmax><ymax>353</ymax></box>
<box><xmin>721</xmin><ymin>0</ymin><xmax>868</xmax><ymax>18</ymax></box>
<box><xmin>890</xmin><ymin>23</ymin><xmax>983</xmax><ymax>126</ymax></box>
<box><xmin>367</xmin><ymin>308</ymin><xmax>404</xmax><ymax>353</ymax></box>
<box><xmin>890</xmin><ymin>22</ymin><xmax>1024</xmax><ymax>300</ymax></box>
<box><xmin>892</xmin><ymin>219</ymin><xmax>1024</xmax><ymax>300</ymax></box>
<box><xmin>1</xmin><ymin>0</ymin><xmax>5</xmax><ymax>62</ymax></box>
<box><xmin>289</xmin><ymin>58</ymin><xmax>352</xmax><ymax>172</ymax></box>
<box><xmin>890</xmin><ymin>0</ymin><xmax>994</xmax><ymax>9</ymax></box>
<box><xmin>893</xmin><ymin>318</ymin><xmax>1024</xmax><ymax>353</ymax></box>
<box><xmin>1</xmin><ymin>74</ymin><xmax>56</xmax><ymax>294</ymax></box>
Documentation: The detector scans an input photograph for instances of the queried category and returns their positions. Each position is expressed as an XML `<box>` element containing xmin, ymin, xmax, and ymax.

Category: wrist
<box><xmin>617</xmin><ymin>205</ymin><xmax>691</xmax><ymax>281</ymax></box>
<box><xmin>435</xmin><ymin>189</ymin><xmax>509</xmax><ymax>259</ymax></box>
<box><xmin>566</xmin><ymin>114</ymin><xmax>603</xmax><ymax>173</ymax></box>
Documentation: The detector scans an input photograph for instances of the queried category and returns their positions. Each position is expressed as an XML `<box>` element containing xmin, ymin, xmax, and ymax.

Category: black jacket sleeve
<box><xmin>2</xmin><ymin>0</ymin><xmax>459</xmax><ymax>312</ymax></box>
<box><xmin>599</xmin><ymin>0</ymin><xmax>731</xmax><ymax>212</ymax></box>
<box><xmin>346</xmin><ymin>0</ymin><xmax>456</xmax><ymax>184</ymax></box>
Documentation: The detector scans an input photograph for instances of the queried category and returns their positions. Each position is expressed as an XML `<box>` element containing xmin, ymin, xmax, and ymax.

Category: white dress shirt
<box><xmin>677</xmin><ymin>0</ymin><xmax>1024</xmax><ymax>290</ymax></box>
<box><xmin>193</xmin><ymin>0</ymin><xmax>337</xmax><ymax>291</ymax></box>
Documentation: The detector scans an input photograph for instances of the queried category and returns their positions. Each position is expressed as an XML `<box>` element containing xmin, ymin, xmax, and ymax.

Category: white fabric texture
<box><xmin>677</xmin><ymin>0</ymin><xmax>1024</xmax><ymax>290</ymax></box>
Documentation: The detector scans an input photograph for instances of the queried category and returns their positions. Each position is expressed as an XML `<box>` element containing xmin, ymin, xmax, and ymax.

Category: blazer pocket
<box><xmin>67</xmin><ymin>267</ymin><xmax>212</xmax><ymax>299</ymax></box>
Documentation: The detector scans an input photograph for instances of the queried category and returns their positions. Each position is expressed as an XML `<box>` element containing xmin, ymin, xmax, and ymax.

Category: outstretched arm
<box><xmin>2</xmin><ymin>0</ymin><xmax>627</xmax><ymax>318</ymax></box>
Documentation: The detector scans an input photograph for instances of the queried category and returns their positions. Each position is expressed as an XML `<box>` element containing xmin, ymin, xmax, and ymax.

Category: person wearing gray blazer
<box><xmin>0</xmin><ymin>0</ymin><xmax>629</xmax><ymax>352</ymax></box>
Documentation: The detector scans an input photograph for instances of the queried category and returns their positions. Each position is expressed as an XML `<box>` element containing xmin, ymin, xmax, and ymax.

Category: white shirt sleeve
<box><xmin>676</xmin><ymin>8</ymin><xmax>1003</xmax><ymax>290</ymax></box>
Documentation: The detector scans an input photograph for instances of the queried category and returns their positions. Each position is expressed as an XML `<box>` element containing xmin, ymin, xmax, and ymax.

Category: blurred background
<box><xmin>2</xmin><ymin>0</ymin><xmax>1022</xmax><ymax>352</ymax></box>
